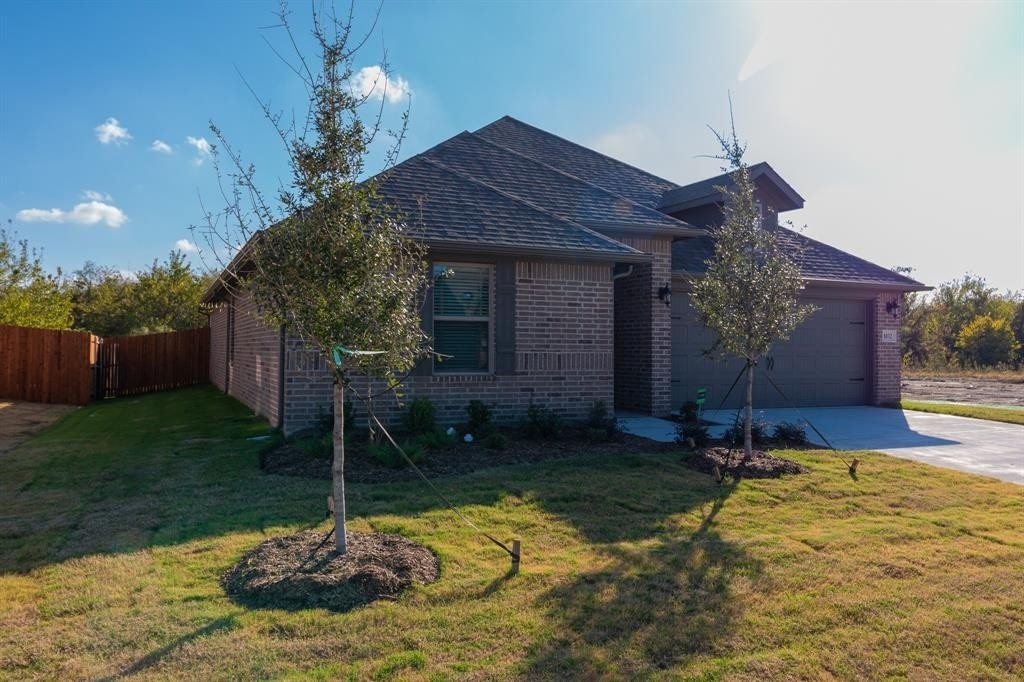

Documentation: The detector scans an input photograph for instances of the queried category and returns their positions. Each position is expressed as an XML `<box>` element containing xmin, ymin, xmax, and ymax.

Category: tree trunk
<box><xmin>332</xmin><ymin>378</ymin><xmax>347</xmax><ymax>554</ymax></box>
<box><xmin>744</xmin><ymin>358</ymin><xmax>754</xmax><ymax>460</ymax></box>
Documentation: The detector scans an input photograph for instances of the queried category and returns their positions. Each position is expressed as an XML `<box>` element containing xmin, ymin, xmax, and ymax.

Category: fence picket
<box><xmin>0</xmin><ymin>326</ymin><xmax>209</xmax><ymax>405</ymax></box>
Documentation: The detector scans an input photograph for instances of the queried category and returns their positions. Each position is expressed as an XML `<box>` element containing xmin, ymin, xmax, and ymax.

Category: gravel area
<box><xmin>902</xmin><ymin>377</ymin><xmax>1024</xmax><ymax>407</ymax></box>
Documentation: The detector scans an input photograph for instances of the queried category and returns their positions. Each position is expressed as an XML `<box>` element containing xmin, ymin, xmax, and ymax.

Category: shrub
<box><xmin>680</xmin><ymin>400</ymin><xmax>699</xmax><ymax>423</ymax></box>
<box><xmin>368</xmin><ymin>440</ymin><xmax>424</xmax><ymax>468</ymax></box>
<box><xmin>403</xmin><ymin>397</ymin><xmax>437</xmax><ymax>436</ymax></box>
<box><xmin>586</xmin><ymin>400</ymin><xmax>620</xmax><ymax>440</ymax></box>
<box><xmin>484</xmin><ymin>432</ymin><xmax>508</xmax><ymax>450</ymax></box>
<box><xmin>523</xmin><ymin>402</ymin><xmax>563</xmax><ymax>439</ymax></box>
<box><xmin>414</xmin><ymin>430</ymin><xmax>457</xmax><ymax>451</ymax></box>
<box><xmin>293</xmin><ymin>429</ymin><xmax>332</xmax><ymax>459</ymax></box>
<box><xmin>955</xmin><ymin>315</ymin><xmax>1020</xmax><ymax>367</ymax></box>
<box><xmin>466</xmin><ymin>400</ymin><xmax>494</xmax><ymax>436</ymax></box>
<box><xmin>584</xmin><ymin>426</ymin><xmax>609</xmax><ymax>443</ymax></box>
<box><xmin>724</xmin><ymin>416</ymin><xmax>769</xmax><ymax>446</ymax></box>
<box><xmin>772</xmin><ymin>420</ymin><xmax>808</xmax><ymax>444</ymax></box>
<box><xmin>676</xmin><ymin>420</ymin><xmax>710</xmax><ymax>448</ymax></box>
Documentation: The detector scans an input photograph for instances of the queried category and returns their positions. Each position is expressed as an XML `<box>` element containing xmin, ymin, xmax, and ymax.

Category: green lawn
<box><xmin>2</xmin><ymin>386</ymin><xmax>1022</xmax><ymax>680</ymax></box>
<box><xmin>901</xmin><ymin>399</ymin><xmax>1024</xmax><ymax>426</ymax></box>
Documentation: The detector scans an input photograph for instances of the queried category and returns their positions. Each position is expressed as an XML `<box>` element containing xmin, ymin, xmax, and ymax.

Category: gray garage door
<box><xmin>671</xmin><ymin>295</ymin><xmax>869</xmax><ymax>410</ymax></box>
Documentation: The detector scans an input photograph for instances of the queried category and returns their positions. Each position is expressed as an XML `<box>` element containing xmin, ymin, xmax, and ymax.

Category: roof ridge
<box><xmin>460</xmin><ymin>129</ymin><xmax>696</xmax><ymax>230</ymax></box>
<box><xmin>417</xmin><ymin>156</ymin><xmax>644</xmax><ymax>257</ymax></box>
<box><xmin>478</xmin><ymin>115</ymin><xmax>683</xmax><ymax>191</ymax></box>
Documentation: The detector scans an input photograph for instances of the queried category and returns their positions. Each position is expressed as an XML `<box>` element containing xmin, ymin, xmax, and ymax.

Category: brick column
<box><xmin>873</xmin><ymin>292</ymin><xmax>903</xmax><ymax>405</ymax></box>
<box><xmin>613</xmin><ymin>236</ymin><xmax>673</xmax><ymax>416</ymax></box>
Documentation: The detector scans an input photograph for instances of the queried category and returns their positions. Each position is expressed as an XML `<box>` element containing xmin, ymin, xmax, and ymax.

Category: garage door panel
<box><xmin>671</xmin><ymin>296</ymin><xmax>869</xmax><ymax>410</ymax></box>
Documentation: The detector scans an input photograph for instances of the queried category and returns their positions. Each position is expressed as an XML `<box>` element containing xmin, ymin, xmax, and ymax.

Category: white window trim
<box><xmin>432</xmin><ymin>262</ymin><xmax>495</xmax><ymax>375</ymax></box>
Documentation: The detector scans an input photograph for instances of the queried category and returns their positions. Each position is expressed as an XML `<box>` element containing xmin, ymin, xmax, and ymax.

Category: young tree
<box><xmin>0</xmin><ymin>228</ymin><xmax>73</xmax><ymax>329</ymax></box>
<box><xmin>198</xmin><ymin>3</ymin><xmax>427</xmax><ymax>554</ymax></box>
<box><xmin>689</xmin><ymin>119</ymin><xmax>816</xmax><ymax>460</ymax></box>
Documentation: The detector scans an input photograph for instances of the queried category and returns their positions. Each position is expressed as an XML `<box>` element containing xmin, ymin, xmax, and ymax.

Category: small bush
<box><xmin>676</xmin><ymin>420</ymin><xmax>709</xmax><ymax>448</ymax></box>
<box><xmin>484</xmin><ymin>432</ymin><xmax>508</xmax><ymax>450</ymax></box>
<box><xmin>772</xmin><ymin>420</ymin><xmax>808</xmax><ymax>444</ymax></box>
<box><xmin>586</xmin><ymin>400</ymin><xmax>620</xmax><ymax>440</ymax></box>
<box><xmin>524</xmin><ymin>402</ymin><xmax>562</xmax><ymax>440</ymax></box>
<box><xmin>584</xmin><ymin>426</ymin><xmax>609</xmax><ymax>443</ymax></box>
<box><xmin>368</xmin><ymin>440</ymin><xmax>425</xmax><ymax>469</ymax></box>
<box><xmin>724</xmin><ymin>416</ymin><xmax>769</xmax><ymax>446</ymax></box>
<box><xmin>680</xmin><ymin>400</ymin><xmax>699</xmax><ymax>423</ymax></box>
<box><xmin>293</xmin><ymin>430</ymin><xmax>332</xmax><ymax>459</ymax></box>
<box><xmin>466</xmin><ymin>400</ymin><xmax>494</xmax><ymax>436</ymax></box>
<box><xmin>403</xmin><ymin>397</ymin><xmax>437</xmax><ymax>436</ymax></box>
<box><xmin>414</xmin><ymin>430</ymin><xmax>457</xmax><ymax>451</ymax></box>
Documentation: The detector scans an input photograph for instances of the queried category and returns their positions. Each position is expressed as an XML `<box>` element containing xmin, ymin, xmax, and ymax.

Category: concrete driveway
<box><xmin>702</xmin><ymin>406</ymin><xmax>1024</xmax><ymax>485</ymax></box>
<box><xmin>619</xmin><ymin>406</ymin><xmax>1023</xmax><ymax>485</ymax></box>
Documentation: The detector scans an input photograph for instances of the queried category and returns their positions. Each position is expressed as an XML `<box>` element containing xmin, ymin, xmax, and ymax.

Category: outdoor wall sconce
<box><xmin>886</xmin><ymin>300</ymin><xmax>900</xmax><ymax>318</ymax></box>
<box><xmin>658</xmin><ymin>285</ymin><xmax>672</xmax><ymax>307</ymax></box>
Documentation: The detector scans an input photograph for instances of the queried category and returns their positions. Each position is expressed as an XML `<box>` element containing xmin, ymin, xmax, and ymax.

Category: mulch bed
<box><xmin>221</xmin><ymin>529</ymin><xmax>440</xmax><ymax>612</ymax></box>
<box><xmin>683</xmin><ymin>446</ymin><xmax>810</xmax><ymax>479</ymax></box>
<box><xmin>262</xmin><ymin>428</ymin><xmax>810</xmax><ymax>483</ymax></box>
<box><xmin>261</xmin><ymin>430</ymin><xmax>677</xmax><ymax>484</ymax></box>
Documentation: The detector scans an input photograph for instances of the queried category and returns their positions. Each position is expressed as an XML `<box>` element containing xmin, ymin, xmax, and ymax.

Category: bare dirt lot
<box><xmin>0</xmin><ymin>401</ymin><xmax>77</xmax><ymax>455</ymax></box>
<box><xmin>902</xmin><ymin>377</ymin><xmax>1024</xmax><ymax>407</ymax></box>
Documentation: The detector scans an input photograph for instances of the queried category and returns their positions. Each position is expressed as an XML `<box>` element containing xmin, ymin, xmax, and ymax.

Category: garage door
<box><xmin>671</xmin><ymin>295</ymin><xmax>869</xmax><ymax>410</ymax></box>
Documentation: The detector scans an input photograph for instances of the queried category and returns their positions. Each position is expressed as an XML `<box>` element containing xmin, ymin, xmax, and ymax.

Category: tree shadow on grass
<box><xmin>97</xmin><ymin>615</ymin><xmax>238</xmax><ymax>680</ymax></box>
<box><xmin>523</xmin><ymin>480</ymin><xmax>761</xmax><ymax>678</ymax></box>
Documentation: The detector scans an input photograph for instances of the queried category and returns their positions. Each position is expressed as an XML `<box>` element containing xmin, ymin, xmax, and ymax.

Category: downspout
<box><xmin>278</xmin><ymin>325</ymin><xmax>286</xmax><ymax>432</ymax></box>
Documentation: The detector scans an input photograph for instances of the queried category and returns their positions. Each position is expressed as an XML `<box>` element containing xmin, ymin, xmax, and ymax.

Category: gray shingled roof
<box><xmin>377</xmin><ymin>156</ymin><xmax>646</xmax><ymax>260</ymax></box>
<box><xmin>672</xmin><ymin>227</ymin><xmax>925</xmax><ymax>289</ymax></box>
<box><xmin>658</xmin><ymin>162</ymin><xmax>804</xmax><ymax>213</ymax></box>
<box><xmin>419</xmin><ymin>131</ymin><xmax>694</xmax><ymax>235</ymax></box>
<box><xmin>473</xmin><ymin>116</ymin><xmax>681</xmax><ymax>210</ymax></box>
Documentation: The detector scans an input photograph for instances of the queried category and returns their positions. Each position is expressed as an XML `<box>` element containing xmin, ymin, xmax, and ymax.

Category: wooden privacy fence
<box><xmin>0</xmin><ymin>325</ymin><xmax>209</xmax><ymax>406</ymax></box>
<box><xmin>93</xmin><ymin>327</ymin><xmax>210</xmax><ymax>399</ymax></box>
<box><xmin>0</xmin><ymin>325</ymin><xmax>95</xmax><ymax>405</ymax></box>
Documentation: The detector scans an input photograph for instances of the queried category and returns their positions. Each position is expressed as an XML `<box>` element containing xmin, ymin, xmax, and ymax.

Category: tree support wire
<box><xmin>760</xmin><ymin>371</ymin><xmax>859</xmax><ymax>474</ymax></box>
<box><xmin>706</xmin><ymin>362</ymin><xmax>858</xmax><ymax>476</ymax></box>
<box><xmin>347</xmin><ymin>387</ymin><xmax>522</xmax><ymax>573</ymax></box>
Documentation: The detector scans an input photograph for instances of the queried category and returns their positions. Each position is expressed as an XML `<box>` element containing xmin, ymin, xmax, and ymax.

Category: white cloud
<box><xmin>94</xmin><ymin>117</ymin><xmax>132</xmax><ymax>145</ymax></box>
<box><xmin>187</xmin><ymin>135</ymin><xmax>212</xmax><ymax>165</ymax></box>
<box><xmin>350</xmin><ymin>65</ymin><xmax>411</xmax><ymax>104</ymax></box>
<box><xmin>16</xmin><ymin>201</ymin><xmax>127</xmax><ymax>228</ymax></box>
<box><xmin>151</xmin><ymin>139</ymin><xmax>173</xmax><ymax>154</ymax></box>
<box><xmin>82</xmin><ymin>189</ymin><xmax>112</xmax><ymax>202</ymax></box>
<box><xmin>175</xmin><ymin>238</ymin><xmax>199</xmax><ymax>253</ymax></box>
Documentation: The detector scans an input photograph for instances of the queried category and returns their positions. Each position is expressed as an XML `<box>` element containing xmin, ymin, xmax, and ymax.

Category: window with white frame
<box><xmin>433</xmin><ymin>263</ymin><xmax>492</xmax><ymax>373</ymax></box>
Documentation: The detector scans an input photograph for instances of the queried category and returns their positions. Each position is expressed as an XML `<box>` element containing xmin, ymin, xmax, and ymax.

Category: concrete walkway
<box><xmin>618</xmin><ymin>406</ymin><xmax>1024</xmax><ymax>485</ymax></box>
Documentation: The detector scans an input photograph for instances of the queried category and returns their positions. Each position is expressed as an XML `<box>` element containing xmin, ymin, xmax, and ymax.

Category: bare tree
<box><xmin>689</xmin><ymin>114</ymin><xmax>815</xmax><ymax>460</ymax></box>
<box><xmin>196</xmin><ymin>2</ymin><xmax>429</xmax><ymax>553</ymax></box>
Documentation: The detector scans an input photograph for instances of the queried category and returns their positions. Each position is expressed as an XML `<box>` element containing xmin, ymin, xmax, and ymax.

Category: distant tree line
<box><xmin>902</xmin><ymin>273</ymin><xmax>1023</xmax><ymax>370</ymax></box>
<box><xmin>1</xmin><ymin>228</ymin><xmax>210</xmax><ymax>335</ymax></box>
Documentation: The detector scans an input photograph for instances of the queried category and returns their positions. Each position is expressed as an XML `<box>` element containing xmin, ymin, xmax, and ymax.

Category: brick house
<box><xmin>203</xmin><ymin>116</ymin><xmax>926</xmax><ymax>434</ymax></box>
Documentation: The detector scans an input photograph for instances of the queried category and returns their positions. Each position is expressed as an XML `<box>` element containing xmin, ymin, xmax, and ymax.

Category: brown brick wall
<box><xmin>225</xmin><ymin>293</ymin><xmax>281</xmax><ymax>427</ymax></box>
<box><xmin>613</xmin><ymin>236</ymin><xmax>673</xmax><ymax>416</ymax></box>
<box><xmin>209</xmin><ymin>306</ymin><xmax>228</xmax><ymax>393</ymax></box>
<box><xmin>873</xmin><ymin>291</ymin><xmax>903</xmax><ymax>405</ymax></box>
<box><xmin>277</xmin><ymin>259</ymin><xmax>616</xmax><ymax>435</ymax></box>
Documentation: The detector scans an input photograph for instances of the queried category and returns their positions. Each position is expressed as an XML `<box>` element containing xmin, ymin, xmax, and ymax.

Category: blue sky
<box><xmin>2</xmin><ymin>0</ymin><xmax>1021</xmax><ymax>293</ymax></box>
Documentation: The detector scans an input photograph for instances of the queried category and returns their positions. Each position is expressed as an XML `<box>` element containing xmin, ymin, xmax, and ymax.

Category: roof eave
<box><xmin>424</xmin><ymin>239</ymin><xmax>650</xmax><ymax>264</ymax></box>
<box><xmin>672</xmin><ymin>270</ymin><xmax>931</xmax><ymax>292</ymax></box>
